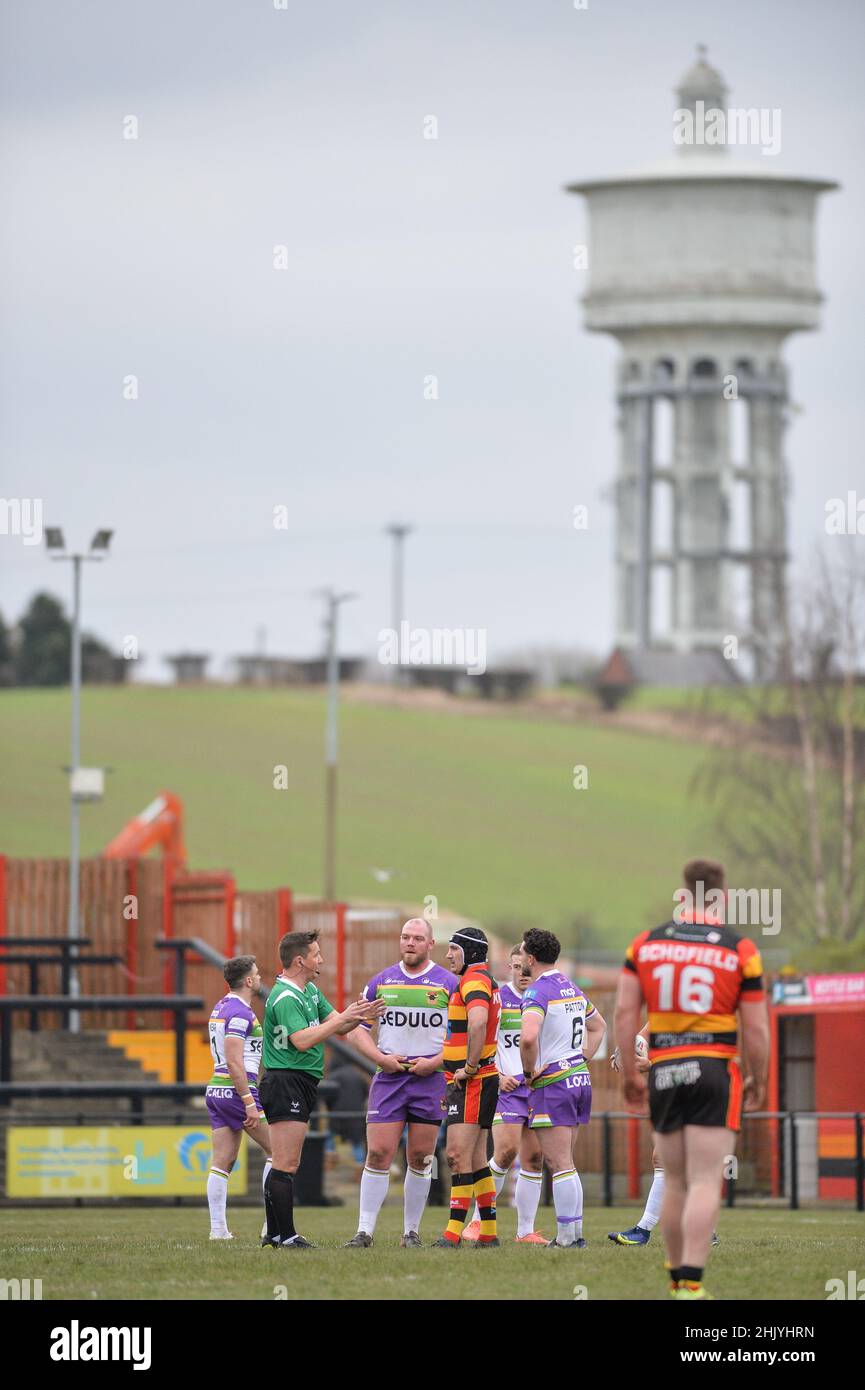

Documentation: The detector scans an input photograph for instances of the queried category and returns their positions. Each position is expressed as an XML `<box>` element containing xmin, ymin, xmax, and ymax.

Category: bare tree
<box><xmin>696</xmin><ymin>552</ymin><xmax>865</xmax><ymax>969</ymax></box>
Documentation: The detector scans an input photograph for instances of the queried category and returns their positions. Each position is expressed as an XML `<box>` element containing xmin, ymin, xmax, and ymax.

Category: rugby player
<box><xmin>518</xmin><ymin>929</ymin><xmax>606</xmax><ymax>1250</ymax></box>
<box><xmin>205</xmin><ymin>955</ymin><xmax>272</xmax><ymax>1240</ymax></box>
<box><xmin>615</xmin><ymin>857</ymin><xmax>769</xmax><ymax>1299</ymax></box>
<box><xmin>609</xmin><ymin>1022</ymin><xmax>720</xmax><ymax>1249</ymax></box>
<box><xmin>463</xmin><ymin>946</ymin><xmax>547</xmax><ymax>1244</ymax></box>
<box><xmin>607</xmin><ymin>1021</ymin><xmax>660</xmax><ymax>1246</ymax></box>
<box><xmin>260</xmin><ymin>930</ymin><xmax>384</xmax><ymax>1249</ymax></box>
<box><xmin>344</xmin><ymin>917</ymin><xmax>456</xmax><ymax>1248</ymax></box>
<box><xmin>432</xmin><ymin>927</ymin><xmax>502</xmax><ymax>1248</ymax></box>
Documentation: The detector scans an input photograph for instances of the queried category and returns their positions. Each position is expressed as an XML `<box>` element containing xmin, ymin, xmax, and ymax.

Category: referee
<box><xmin>260</xmin><ymin>929</ymin><xmax>384</xmax><ymax>1249</ymax></box>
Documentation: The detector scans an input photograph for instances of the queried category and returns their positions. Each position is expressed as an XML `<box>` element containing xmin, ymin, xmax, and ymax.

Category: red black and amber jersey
<box><xmin>442</xmin><ymin>964</ymin><xmax>501</xmax><ymax>1080</ymax></box>
<box><xmin>623</xmin><ymin>916</ymin><xmax>764</xmax><ymax>1062</ymax></box>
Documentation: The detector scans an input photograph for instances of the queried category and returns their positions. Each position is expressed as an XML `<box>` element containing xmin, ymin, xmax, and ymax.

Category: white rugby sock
<box><xmin>207</xmin><ymin>1166</ymin><xmax>229</xmax><ymax>1233</ymax></box>
<box><xmin>573</xmin><ymin>1170</ymin><xmax>584</xmax><ymax>1238</ymax></box>
<box><xmin>403</xmin><ymin>1165</ymin><xmax>432</xmax><ymax>1234</ymax></box>
<box><xmin>490</xmin><ymin>1158</ymin><xmax>508</xmax><ymax>1195</ymax></box>
<box><xmin>358</xmin><ymin>1166</ymin><xmax>390</xmax><ymax>1235</ymax></box>
<box><xmin>639</xmin><ymin>1168</ymin><xmax>665</xmax><ymax>1231</ymax></box>
<box><xmin>515</xmin><ymin>1168</ymin><xmax>543</xmax><ymax>1237</ymax></box>
<box><xmin>552</xmin><ymin>1168</ymin><xmax>579</xmax><ymax>1246</ymax></box>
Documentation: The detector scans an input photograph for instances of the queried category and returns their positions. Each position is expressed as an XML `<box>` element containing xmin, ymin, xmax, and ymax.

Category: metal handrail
<box><xmin>0</xmin><ymin>996</ymin><xmax>203</xmax><ymax>1092</ymax></box>
<box><xmin>155</xmin><ymin>936</ymin><xmax>376</xmax><ymax>1077</ymax></box>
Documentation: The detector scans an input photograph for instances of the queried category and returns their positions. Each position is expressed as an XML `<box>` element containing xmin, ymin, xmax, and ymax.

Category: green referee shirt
<box><xmin>263</xmin><ymin>976</ymin><xmax>335</xmax><ymax>1078</ymax></box>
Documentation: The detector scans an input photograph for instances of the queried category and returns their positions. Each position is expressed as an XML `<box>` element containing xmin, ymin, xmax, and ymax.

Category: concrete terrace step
<box><xmin>1</xmin><ymin>1030</ymin><xmax>216</xmax><ymax>1132</ymax></box>
<box><xmin>108</xmin><ymin>1030</ymin><xmax>213</xmax><ymax>1085</ymax></box>
<box><xmin>10</xmin><ymin>1031</ymin><xmax>163</xmax><ymax>1085</ymax></box>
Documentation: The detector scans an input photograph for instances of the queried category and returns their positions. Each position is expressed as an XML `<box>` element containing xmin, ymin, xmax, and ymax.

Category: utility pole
<box><xmin>69</xmin><ymin>554</ymin><xmax>82</xmax><ymax>1021</ymax></box>
<box><xmin>385</xmin><ymin>523</ymin><xmax>412</xmax><ymax>684</ymax></box>
<box><xmin>318</xmin><ymin>588</ymin><xmax>357</xmax><ymax>901</ymax></box>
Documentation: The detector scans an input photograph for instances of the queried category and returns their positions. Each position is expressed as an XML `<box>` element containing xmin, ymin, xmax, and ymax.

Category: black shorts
<box><xmin>649</xmin><ymin>1055</ymin><xmax>743</xmax><ymax>1133</ymax></box>
<box><xmin>259</xmin><ymin>1068</ymin><xmax>320</xmax><ymax>1124</ymax></box>
<box><xmin>444</xmin><ymin>1073</ymin><xmax>499</xmax><ymax>1129</ymax></box>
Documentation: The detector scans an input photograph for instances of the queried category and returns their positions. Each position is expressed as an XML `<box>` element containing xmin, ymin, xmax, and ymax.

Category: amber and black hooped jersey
<box><xmin>442</xmin><ymin>964</ymin><xmax>501</xmax><ymax>1081</ymax></box>
<box><xmin>623</xmin><ymin>916</ymin><xmax>764</xmax><ymax>1063</ymax></box>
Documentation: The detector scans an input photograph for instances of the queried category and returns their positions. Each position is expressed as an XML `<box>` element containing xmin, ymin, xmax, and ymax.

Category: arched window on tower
<box><xmin>653</xmin><ymin>358</ymin><xmax>675</xmax><ymax>383</ymax></box>
<box><xmin>691</xmin><ymin>357</ymin><xmax>718</xmax><ymax>380</ymax></box>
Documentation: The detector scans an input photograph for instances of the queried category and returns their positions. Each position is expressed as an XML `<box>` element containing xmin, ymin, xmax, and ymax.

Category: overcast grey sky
<box><xmin>1</xmin><ymin>0</ymin><xmax>863</xmax><ymax>679</ymax></box>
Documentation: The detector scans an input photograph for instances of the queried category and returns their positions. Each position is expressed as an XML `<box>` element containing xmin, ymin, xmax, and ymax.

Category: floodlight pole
<box><xmin>320</xmin><ymin>589</ymin><xmax>356</xmax><ymax>902</ymax></box>
<box><xmin>68</xmin><ymin>554</ymin><xmax>82</xmax><ymax>1027</ymax></box>
<box><xmin>49</xmin><ymin>531</ymin><xmax>112</xmax><ymax>1030</ymax></box>
<box><xmin>386</xmin><ymin>523</ymin><xmax>412</xmax><ymax>685</ymax></box>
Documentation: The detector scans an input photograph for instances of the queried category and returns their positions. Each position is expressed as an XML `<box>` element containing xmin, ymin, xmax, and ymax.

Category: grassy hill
<box><xmin>0</xmin><ymin>685</ymin><xmax>719</xmax><ymax>949</ymax></box>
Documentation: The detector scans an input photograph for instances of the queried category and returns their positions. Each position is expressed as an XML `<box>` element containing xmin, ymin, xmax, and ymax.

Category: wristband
<box><xmin>464</xmin><ymin>1062</ymin><xmax>479</xmax><ymax>1076</ymax></box>
<box><xmin>241</xmin><ymin>1093</ymin><xmax>254</xmax><ymax>1103</ymax></box>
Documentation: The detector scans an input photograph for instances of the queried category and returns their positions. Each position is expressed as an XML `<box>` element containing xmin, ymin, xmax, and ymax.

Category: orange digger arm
<box><xmin>103</xmin><ymin>791</ymin><xmax>187</xmax><ymax>866</ymax></box>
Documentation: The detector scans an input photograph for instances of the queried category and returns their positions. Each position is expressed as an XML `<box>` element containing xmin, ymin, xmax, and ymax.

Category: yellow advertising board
<box><xmin>6</xmin><ymin>1126</ymin><xmax>247</xmax><ymax>1198</ymax></box>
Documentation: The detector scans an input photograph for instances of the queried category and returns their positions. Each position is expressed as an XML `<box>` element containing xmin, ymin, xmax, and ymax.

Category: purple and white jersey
<box><xmin>496</xmin><ymin>982</ymin><xmax>526</xmax><ymax>1080</ymax></box>
<box><xmin>361</xmin><ymin>961</ymin><xmax>457</xmax><ymax>1061</ymax></box>
<box><xmin>207</xmin><ymin>993</ymin><xmax>263</xmax><ymax>1085</ymax></box>
<box><xmin>520</xmin><ymin>970</ymin><xmax>596</xmax><ymax>1088</ymax></box>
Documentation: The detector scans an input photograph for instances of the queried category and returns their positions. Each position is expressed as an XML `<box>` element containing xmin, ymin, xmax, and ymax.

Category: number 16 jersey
<box><xmin>623</xmin><ymin>917</ymin><xmax>764</xmax><ymax>1063</ymax></box>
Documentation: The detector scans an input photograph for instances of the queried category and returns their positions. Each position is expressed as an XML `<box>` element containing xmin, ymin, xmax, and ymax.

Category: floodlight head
<box><xmin>90</xmin><ymin>529</ymin><xmax>113</xmax><ymax>552</ymax></box>
<box><xmin>45</xmin><ymin>527</ymin><xmax>66</xmax><ymax>551</ymax></box>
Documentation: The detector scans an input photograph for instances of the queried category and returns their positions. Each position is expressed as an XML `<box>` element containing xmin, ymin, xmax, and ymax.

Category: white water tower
<box><xmin>569</xmin><ymin>48</ymin><xmax>837</xmax><ymax>675</ymax></box>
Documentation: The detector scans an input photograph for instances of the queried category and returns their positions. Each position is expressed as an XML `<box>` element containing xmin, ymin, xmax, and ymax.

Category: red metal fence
<box><xmin>0</xmin><ymin>855</ymin><xmax>406</xmax><ymax>1027</ymax></box>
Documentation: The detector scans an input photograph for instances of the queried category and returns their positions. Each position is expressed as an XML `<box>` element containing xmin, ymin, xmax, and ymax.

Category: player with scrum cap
<box><xmin>462</xmin><ymin>945</ymin><xmax>548</xmax><ymax>1244</ymax></box>
<box><xmin>433</xmin><ymin>927</ymin><xmax>502</xmax><ymax>1248</ymax></box>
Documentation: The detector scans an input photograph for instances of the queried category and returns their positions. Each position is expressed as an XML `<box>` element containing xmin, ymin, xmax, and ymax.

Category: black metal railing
<box><xmin>0</xmin><ymin>996</ymin><xmax>203</xmax><ymax>1093</ymax></box>
<box><xmin>0</xmin><ymin>937</ymin><xmax>122</xmax><ymax>1004</ymax></box>
<box><xmin>0</xmin><ymin>952</ymin><xmax>123</xmax><ymax>1030</ymax></box>
<box><xmin>155</xmin><ymin>936</ymin><xmax>375</xmax><ymax>1077</ymax></box>
<box><xmin>1</xmin><ymin>1090</ymin><xmax>861</xmax><ymax>1212</ymax></box>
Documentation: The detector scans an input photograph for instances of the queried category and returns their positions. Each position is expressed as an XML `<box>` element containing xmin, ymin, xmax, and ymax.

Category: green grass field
<box><xmin>0</xmin><ymin>1205</ymin><xmax>855</xmax><ymax>1301</ymax></box>
<box><xmin>0</xmin><ymin>686</ymin><xmax>719</xmax><ymax>946</ymax></box>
